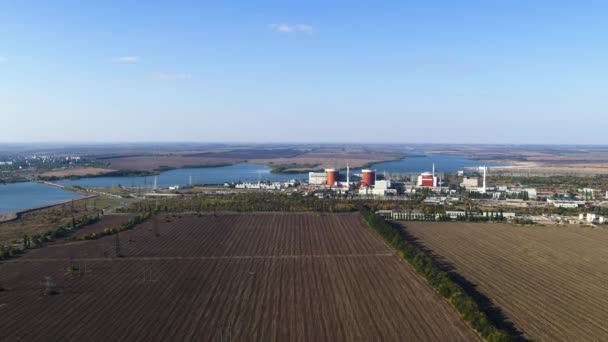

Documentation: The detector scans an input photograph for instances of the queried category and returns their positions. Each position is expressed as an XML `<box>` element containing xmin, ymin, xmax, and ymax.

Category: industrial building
<box><xmin>417</xmin><ymin>164</ymin><xmax>438</xmax><ymax>187</ymax></box>
<box><xmin>308</xmin><ymin>168</ymin><xmax>344</xmax><ymax>187</ymax></box>
<box><xmin>361</xmin><ymin>169</ymin><xmax>375</xmax><ymax>186</ymax></box>
<box><xmin>358</xmin><ymin>179</ymin><xmax>396</xmax><ymax>196</ymax></box>
<box><xmin>417</xmin><ymin>172</ymin><xmax>437</xmax><ymax>187</ymax></box>
<box><xmin>326</xmin><ymin>168</ymin><xmax>339</xmax><ymax>186</ymax></box>
<box><xmin>548</xmin><ymin>199</ymin><xmax>584</xmax><ymax>208</ymax></box>
<box><xmin>461</xmin><ymin>177</ymin><xmax>478</xmax><ymax>188</ymax></box>
<box><xmin>305</xmin><ymin>165</ymin><xmax>401</xmax><ymax>196</ymax></box>
<box><xmin>308</xmin><ymin>172</ymin><xmax>326</xmax><ymax>185</ymax></box>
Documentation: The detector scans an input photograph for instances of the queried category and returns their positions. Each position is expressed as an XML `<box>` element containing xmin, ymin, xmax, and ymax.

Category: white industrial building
<box><xmin>547</xmin><ymin>199</ymin><xmax>584</xmax><ymax>208</ymax></box>
<box><xmin>461</xmin><ymin>177</ymin><xmax>478</xmax><ymax>188</ymax></box>
<box><xmin>358</xmin><ymin>180</ymin><xmax>397</xmax><ymax>196</ymax></box>
<box><xmin>308</xmin><ymin>172</ymin><xmax>326</xmax><ymax>185</ymax></box>
<box><xmin>504</xmin><ymin>187</ymin><xmax>537</xmax><ymax>199</ymax></box>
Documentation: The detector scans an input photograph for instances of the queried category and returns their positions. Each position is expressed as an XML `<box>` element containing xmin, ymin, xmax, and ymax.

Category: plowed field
<box><xmin>0</xmin><ymin>213</ymin><xmax>478</xmax><ymax>341</ymax></box>
<box><xmin>404</xmin><ymin>222</ymin><xmax>608</xmax><ymax>341</ymax></box>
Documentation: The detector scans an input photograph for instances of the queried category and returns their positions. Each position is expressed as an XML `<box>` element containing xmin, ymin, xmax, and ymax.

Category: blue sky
<box><xmin>1</xmin><ymin>1</ymin><xmax>607</xmax><ymax>144</ymax></box>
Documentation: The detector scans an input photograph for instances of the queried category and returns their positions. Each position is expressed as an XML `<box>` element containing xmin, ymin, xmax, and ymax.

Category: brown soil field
<box><xmin>253</xmin><ymin>151</ymin><xmax>403</xmax><ymax>172</ymax></box>
<box><xmin>184</xmin><ymin>148</ymin><xmax>303</xmax><ymax>159</ymax></box>
<box><xmin>404</xmin><ymin>222</ymin><xmax>608</xmax><ymax>341</ymax></box>
<box><xmin>487</xmin><ymin>161</ymin><xmax>608</xmax><ymax>176</ymax></box>
<box><xmin>40</xmin><ymin>168</ymin><xmax>116</xmax><ymax>177</ymax></box>
<box><xmin>0</xmin><ymin>213</ymin><xmax>478</xmax><ymax>341</ymax></box>
<box><xmin>106</xmin><ymin>156</ymin><xmax>245</xmax><ymax>171</ymax></box>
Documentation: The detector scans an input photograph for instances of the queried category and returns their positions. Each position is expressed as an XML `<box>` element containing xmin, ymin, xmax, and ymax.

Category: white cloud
<box><xmin>270</xmin><ymin>23</ymin><xmax>314</xmax><ymax>33</ymax></box>
<box><xmin>151</xmin><ymin>72</ymin><xmax>192</xmax><ymax>81</ymax></box>
<box><xmin>0</xmin><ymin>56</ymin><xmax>8</xmax><ymax>64</ymax></box>
<box><xmin>112</xmin><ymin>56</ymin><xmax>140</xmax><ymax>63</ymax></box>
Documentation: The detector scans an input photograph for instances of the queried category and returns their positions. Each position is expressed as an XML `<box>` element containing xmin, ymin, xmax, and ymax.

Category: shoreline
<box><xmin>0</xmin><ymin>194</ymin><xmax>98</xmax><ymax>224</ymax></box>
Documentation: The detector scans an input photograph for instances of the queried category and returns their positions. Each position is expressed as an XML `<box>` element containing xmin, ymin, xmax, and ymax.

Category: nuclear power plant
<box><xmin>303</xmin><ymin>161</ymin><xmax>493</xmax><ymax>197</ymax></box>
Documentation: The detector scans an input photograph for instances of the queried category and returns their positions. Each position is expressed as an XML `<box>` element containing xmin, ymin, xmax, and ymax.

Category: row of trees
<box><xmin>383</xmin><ymin>210</ymin><xmax>510</xmax><ymax>223</ymax></box>
<box><xmin>124</xmin><ymin>193</ymin><xmax>360</xmax><ymax>214</ymax></box>
<box><xmin>80</xmin><ymin>212</ymin><xmax>151</xmax><ymax>240</ymax></box>
<box><xmin>361</xmin><ymin>211</ymin><xmax>512</xmax><ymax>342</ymax></box>
<box><xmin>0</xmin><ymin>214</ymin><xmax>102</xmax><ymax>261</ymax></box>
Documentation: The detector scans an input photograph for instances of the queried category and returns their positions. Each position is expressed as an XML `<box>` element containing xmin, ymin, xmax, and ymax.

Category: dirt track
<box><xmin>0</xmin><ymin>213</ymin><xmax>478</xmax><ymax>341</ymax></box>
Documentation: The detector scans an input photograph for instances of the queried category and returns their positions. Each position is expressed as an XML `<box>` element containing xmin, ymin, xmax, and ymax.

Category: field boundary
<box><xmin>360</xmin><ymin>210</ymin><xmax>513</xmax><ymax>342</ymax></box>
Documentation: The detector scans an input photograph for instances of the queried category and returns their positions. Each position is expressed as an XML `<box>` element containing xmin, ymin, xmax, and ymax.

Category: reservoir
<box><xmin>369</xmin><ymin>154</ymin><xmax>506</xmax><ymax>174</ymax></box>
<box><xmin>0</xmin><ymin>182</ymin><xmax>83</xmax><ymax>215</ymax></box>
<box><xmin>57</xmin><ymin>163</ymin><xmax>309</xmax><ymax>188</ymax></box>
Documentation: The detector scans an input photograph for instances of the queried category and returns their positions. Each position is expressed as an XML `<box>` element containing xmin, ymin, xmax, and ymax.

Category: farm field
<box><xmin>104</xmin><ymin>155</ymin><xmax>245</xmax><ymax>171</ymax></box>
<box><xmin>404</xmin><ymin>222</ymin><xmax>608</xmax><ymax>342</ymax></box>
<box><xmin>39</xmin><ymin>167</ymin><xmax>116</xmax><ymax>178</ymax></box>
<box><xmin>0</xmin><ymin>213</ymin><xmax>478</xmax><ymax>341</ymax></box>
<box><xmin>252</xmin><ymin>150</ymin><xmax>403</xmax><ymax>172</ymax></box>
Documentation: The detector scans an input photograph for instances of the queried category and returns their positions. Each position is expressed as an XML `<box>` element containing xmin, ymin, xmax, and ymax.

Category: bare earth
<box><xmin>0</xmin><ymin>213</ymin><xmax>478</xmax><ymax>341</ymax></box>
<box><xmin>404</xmin><ymin>222</ymin><xmax>608</xmax><ymax>341</ymax></box>
<box><xmin>40</xmin><ymin>167</ymin><xmax>116</xmax><ymax>177</ymax></box>
<box><xmin>104</xmin><ymin>150</ymin><xmax>402</xmax><ymax>173</ymax></box>
<box><xmin>253</xmin><ymin>151</ymin><xmax>403</xmax><ymax>172</ymax></box>
<box><xmin>106</xmin><ymin>156</ymin><xmax>244</xmax><ymax>171</ymax></box>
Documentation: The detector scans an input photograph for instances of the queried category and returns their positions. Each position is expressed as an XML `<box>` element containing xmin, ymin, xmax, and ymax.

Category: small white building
<box><xmin>548</xmin><ymin>199</ymin><xmax>584</xmax><ymax>208</ymax></box>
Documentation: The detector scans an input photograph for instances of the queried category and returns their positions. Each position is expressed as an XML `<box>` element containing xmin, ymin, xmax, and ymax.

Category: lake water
<box><xmin>57</xmin><ymin>163</ymin><xmax>309</xmax><ymax>188</ymax></box>
<box><xmin>0</xmin><ymin>182</ymin><xmax>83</xmax><ymax>215</ymax></box>
<box><xmin>370</xmin><ymin>154</ymin><xmax>507</xmax><ymax>175</ymax></box>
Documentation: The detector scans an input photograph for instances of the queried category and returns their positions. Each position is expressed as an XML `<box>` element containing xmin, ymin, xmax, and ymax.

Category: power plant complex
<box><xmin>305</xmin><ymin>162</ymin><xmax>489</xmax><ymax>197</ymax></box>
<box><xmin>308</xmin><ymin>166</ymin><xmax>371</xmax><ymax>188</ymax></box>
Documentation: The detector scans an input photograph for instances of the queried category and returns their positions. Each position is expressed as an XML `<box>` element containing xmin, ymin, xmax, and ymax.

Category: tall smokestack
<box><xmin>346</xmin><ymin>163</ymin><xmax>350</xmax><ymax>186</ymax></box>
<box><xmin>483</xmin><ymin>166</ymin><xmax>487</xmax><ymax>193</ymax></box>
<box><xmin>479</xmin><ymin>166</ymin><xmax>487</xmax><ymax>193</ymax></box>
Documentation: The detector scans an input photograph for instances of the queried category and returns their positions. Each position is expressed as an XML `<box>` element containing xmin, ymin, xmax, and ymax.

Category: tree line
<box><xmin>79</xmin><ymin>212</ymin><xmax>151</xmax><ymax>240</ymax></box>
<box><xmin>361</xmin><ymin>210</ymin><xmax>513</xmax><ymax>342</ymax></box>
<box><xmin>0</xmin><ymin>213</ymin><xmax>102</xmax><ymax>261</ymax></box>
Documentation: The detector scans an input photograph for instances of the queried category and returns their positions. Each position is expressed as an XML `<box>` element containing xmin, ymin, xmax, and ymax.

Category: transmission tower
<box><xmin>41</xmin><ymin>276</ymin><xmax>56</xmax><ymax>296</ymax></box>
<box><xmin>143</xmin><ymin>262</ymin><xmax>157</xmax><ymax>283</ymax></box>
<box><xmin>114</xmin><ymin>233</ymin><xmax>122</xmax><ymax>258</ymax></box>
